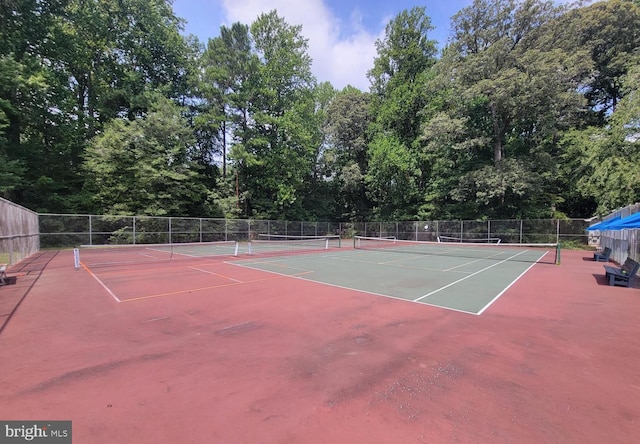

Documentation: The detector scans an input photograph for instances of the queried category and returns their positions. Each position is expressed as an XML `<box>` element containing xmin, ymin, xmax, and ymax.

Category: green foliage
<box><xmin>0</xmin><ymin>0</ymin><xmax>196</xmax><ymax>212</ymax></box>
<box><xmin>557</xmin><ymin>0</ymin><xmax>640</xmax><ymax>116</ymax></box>
<box><xmin>365</xmin><ymin>134</ymin><xmax>420</xmax><ymax>219</ymax></box>
<box><xmin>561</xmin><ymin>65</ymin><xmax>640</xmax><ymax>215</ymax></box>
<box><xmin>84</xmin><ymin>95</ymin><xmax>208</xmax><ymax>216</ymax></box>
<box><xmin>324</xmin><ymin>87</ymin><xmax>372</xmax><ymax>220</ymax></box>
<box><xmin>366</xmin><ymin>6</ymin><xmax>438</xmax><ymax>220</ymax></box>
<box><xmin>2</xmin><ymin>0</ymin><xmax>639</xmax><ymax>223</ymax></box>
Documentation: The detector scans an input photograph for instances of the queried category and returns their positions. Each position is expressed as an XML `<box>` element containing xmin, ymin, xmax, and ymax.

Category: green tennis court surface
<box><xmin>231</xmin><ymin>242</ymin><xmax>555</xmax><ymax>315</ymax></box>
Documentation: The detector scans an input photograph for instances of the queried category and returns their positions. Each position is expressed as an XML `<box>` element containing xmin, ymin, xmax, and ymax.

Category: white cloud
<box><xmin>220</xmin><ymin>0</ymin><xmax>381</xmax><ymax>90</ymax></box>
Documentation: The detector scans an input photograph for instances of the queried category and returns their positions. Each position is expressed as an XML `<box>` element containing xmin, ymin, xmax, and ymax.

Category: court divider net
<box><xmin>74</xmin><ymin>240</ymin><xmax>239</xmax><ymax>268</ymax></box>
<box><xmin>249</xmin><ymin>235</ymin><xmax>341</xmax><ymax>255</ymax></box>
<box><xmin>353</xmin><ymin>236</ymin><xmax>560</xmax><ymax>265</ymax></box>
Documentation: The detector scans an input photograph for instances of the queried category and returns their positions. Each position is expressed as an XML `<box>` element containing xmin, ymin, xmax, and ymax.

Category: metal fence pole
<box><xmin>520</xmin><ymin>220</ymin><xmax>523</xmax><ymax>244</ymax></box>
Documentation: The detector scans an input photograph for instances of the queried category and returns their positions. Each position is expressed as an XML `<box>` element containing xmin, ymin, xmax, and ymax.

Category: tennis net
<box><xmin>438</xmin><ymin>235</ymin><xmax>502</xmax><ymax>244</ymax></box>
<box><xmin>75</xmin><ymin>240</ymin><xmax>239</xmax><ymax>268</ymax></box>
<box><xmin>353</xmin><ymin>236</ymin><xmax>560</xmax><ymax>264</ymax></box>
<box><xmin>249</xmin><ymin>235</ymin><xmax>341</xmax><ymax>255</ymax></box>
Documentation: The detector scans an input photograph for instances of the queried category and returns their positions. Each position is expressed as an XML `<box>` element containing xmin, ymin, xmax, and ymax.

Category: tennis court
<box><xmin>1</xmin><ymin>238</ymin><xmax>639</xmax><ymax>444</ymax></box>
<box><xmin>73</xmin><ymin>237</ymin><xmax>557</xmax><ymax>314</ymax></box>
<box><xmin>233</xmin><ymin>237</ymin><xmax>559</xmax><ymax>314</ymax></box>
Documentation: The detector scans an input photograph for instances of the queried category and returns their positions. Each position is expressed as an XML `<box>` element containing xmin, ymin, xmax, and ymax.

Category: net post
<box><xmin>88</xmin><ymin>215</ymin><xmax>93</xmax><ymax>246</ymax></box>
<box><xmin>556</xmin><ymin>243</ymin><xmax>561</xmax><ymax>265</ymax></box>
<box><xmin>248</xmin><ymin>241</ymin><xmax>253</xmax><ymax>255</ymax></box>
<box><xmin>73</xmin><ymin>248</ymin><xmax>80</xmax><ymax>270</ymax></box>
<box><xmin>234</xmin><ymin>241</ymin><xmax>239</xmax><ymax>256</ymax></box>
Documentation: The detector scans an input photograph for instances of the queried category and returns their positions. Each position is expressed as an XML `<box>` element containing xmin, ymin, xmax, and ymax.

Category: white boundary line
<box><xmin>81</xmin><ymin>263</ymin><xmax>121</xmax><ymax>303</ymax></box>
<box><xmin>476</xmin><ymin>258</ymin><xmax>543</xmax><ymax>316</ymax></box>
<box><xmin>227</xmin><ymin>260</ymin><xmax>482</xmax><ymax>315</ymax></box>
<box><xmin>412</xmin><ymin>249</ymin><xmax>534</xmax><ymax>303</ymax></box>
<box><xmin>229</xmin><ymin>248</ymin><xmax>549</xmax><ymax>315</ymax></box>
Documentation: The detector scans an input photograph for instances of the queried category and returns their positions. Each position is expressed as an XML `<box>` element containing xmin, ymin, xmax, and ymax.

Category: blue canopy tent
<box><xmin>587</xmin><ymin>216</ymin><xmax>621</xmax><ymax>231</ymax></box>
<box><xmin>604</xmin><ymin>212</ymin><xmax>640</xmax><ymax>230</ymax></box>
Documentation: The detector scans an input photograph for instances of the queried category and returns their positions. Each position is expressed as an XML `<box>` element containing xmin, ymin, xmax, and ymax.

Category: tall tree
<box><xmin>0</xmin><ymin>0</ymin><xmax>196</xmax><ymax>211</ymax></box>
<box><xmin>561</xmin><ymin>65</ymin><xmax>640</xmax><ymax>215</ymax></box>
<box><xmin>421</xmin><ymin>0</ymin><xmax>590</xmax><ymax>218</ymax></box>
<box><xmin>199</xmin><ymin>23</ymin><xmax>257</xmax><ymax>179</ymax></box>
<box><xmin>556</xmin><ymin>0</ymin><xmax>640</xmax><ymax>118</ymax></box>
<box><xmin>324</xmin><ymin>86</ymin><xmax>372</xmax><ymax>220</ymax></box>
<box><xmin>229</xmin><ymin>10</ymin><xmax>317</xmax><ymax>219</ymax></box>
<box><xmin>367</xmin><ymin>6</ymin><xmax>438</xmax><ymax>219</ymax></box>
<box><xmin>83</xmin><ymin>95</ymin><xmax>210</xmax><ymax>216</ymax></box>
<box><xmin>298</xmin><ymin>81</ymin><xmax>339</xmax><ymax>220</ymax></box>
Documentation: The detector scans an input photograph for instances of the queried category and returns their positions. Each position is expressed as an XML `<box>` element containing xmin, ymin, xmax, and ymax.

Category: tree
<box><xmin>561</xmin><ymin>66</ymin><xmax>640</xmax><ymax>215</ymax></box>
<box><xmin>556</xmin><ymin>0</ymin><xmax>640</xmax><ymax>118</ymax></box>
<box><xmin>84</xmin><ymin>95</ymin><xmax>210</xmax><ymax>216</ymax></box>
<box><xmin>421</xmin><ymin>0</ymin><xmax>590</xmax><ymax>218</ymax></box>
<box><xmin>199</xmin><ymin>22</ymin><xmax>257</xmax><ymax>179</ymax></box>
<box><xmin>228</xmin><ymin>10</ymin><xmax>318</xmax><ymax>219</ymax></box>
<box><xmin>367</xmin><ymin>6</ymin><xmax>438</xmax><ymax>219</ymax></box>
<box><xmin>297</xmin><ymin>81</ymin><xmax>339</xmax><ymax>220</ymax></box>
<box><xmin>365</xmin><ymin>133</ymin><xmax>419</xmax><ymax>219</ymax></box>
<box><xmin>324</xmin><ymin>86</ymin><xmax>372</xmax><ymax>220</ymax></box>
<box><xmin>0</xmin><ymin>0</ymin><xmax>197</xmax><ymax>212</ymax></box>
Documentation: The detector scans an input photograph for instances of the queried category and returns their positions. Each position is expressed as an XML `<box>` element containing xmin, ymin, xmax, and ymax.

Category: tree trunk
<box><xmin>491</xmin><ymin>101</ymin><xmax>503</xmax><ymax>166</ymax></box>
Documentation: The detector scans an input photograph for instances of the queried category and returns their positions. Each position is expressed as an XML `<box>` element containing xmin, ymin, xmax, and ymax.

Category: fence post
<box><xmin>133</xmin><ymin>216</ymin><xmax>136</xmax><ymax>244</ymax></box>
<box><xmin>89</xmin><ymin>214</ymin><xmax>93</xmax><ymax>246</ymax></box>
<box><xmin>520</xmin><ymin>220</ymin><xmax>523</xmax><ymax>244</ymax></box>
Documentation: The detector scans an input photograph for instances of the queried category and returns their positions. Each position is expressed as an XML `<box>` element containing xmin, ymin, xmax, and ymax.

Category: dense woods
<box><xmin>1</xmin><ymin>0</ymin><xmax>639</xmax><ymax>221</ymax></box>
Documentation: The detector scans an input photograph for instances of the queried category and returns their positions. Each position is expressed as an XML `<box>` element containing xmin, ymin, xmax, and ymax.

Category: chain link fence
<box><xmin>38</xmin><ymin>213</ymin><xmax>590</xmax><ymax>249</ymax></box>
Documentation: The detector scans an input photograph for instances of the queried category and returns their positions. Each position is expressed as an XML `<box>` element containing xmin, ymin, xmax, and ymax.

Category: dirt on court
<box><xmin>0</xmin><ymin>248</ymin><xmax>639</xmax><ymax>443</ymax></box>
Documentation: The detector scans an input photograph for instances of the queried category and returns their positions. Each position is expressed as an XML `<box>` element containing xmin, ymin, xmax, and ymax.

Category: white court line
<box><xmin>444</xmin><ymin>251</ymin><xmax>505</xmax><ymax>271</ymax></box>
<box><xmin>476</xmin><ymin>257</ymin><xmax>545</xmax><ymax>316</ymax></box>
<box><xmin>81</xmin><ymin>263</ymin><xmax>121</xmax><ymax>303</ymax></box>
<box><xmin>413</xmin><ymin>249</ymin><xmax>534</xmax><ymax>303</ymax></box>
<box><xmin>228</xmin><ymin>260</ymin><xmax>480</xmax><ymax>315</ymax></box>
<box><xmin>188</xmin><ymin>266</ymin><xmax>244</xmax><ymax>282</ymax></box>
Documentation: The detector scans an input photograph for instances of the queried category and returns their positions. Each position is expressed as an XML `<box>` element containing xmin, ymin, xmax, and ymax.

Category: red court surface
<box><xmin>0</xmin><ymin>248</ymin><xmax>639</xmax><ymax>443</ymax></box>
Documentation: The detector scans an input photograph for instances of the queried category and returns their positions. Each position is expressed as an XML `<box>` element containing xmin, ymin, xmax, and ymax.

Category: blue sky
<box><xmin>171</xmin><ymin>0</ymin><xmax>474</xmax><ymax>90</ymax></box>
